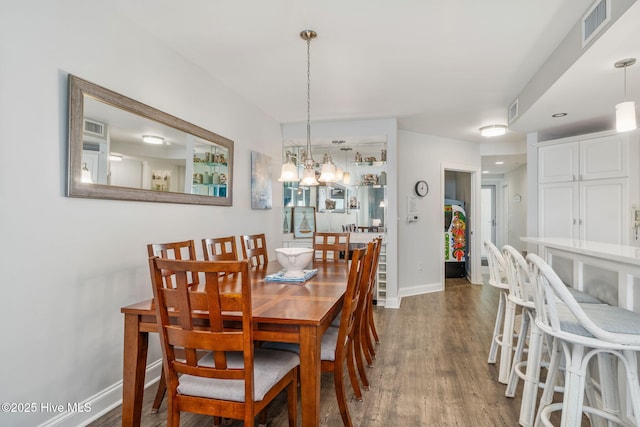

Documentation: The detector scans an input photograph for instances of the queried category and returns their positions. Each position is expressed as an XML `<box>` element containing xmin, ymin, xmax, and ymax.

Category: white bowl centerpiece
<box><xmin>275</xmin><ymin>247</ymin><xmax>314</xmax><ymax>278</ymax></box>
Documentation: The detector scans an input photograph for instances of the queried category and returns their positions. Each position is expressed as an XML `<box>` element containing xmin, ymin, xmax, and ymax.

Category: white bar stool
<box><xmin>527</xmin><ymin>254</ymin><xmax>640</xmax><ymax>427</ymax></box>
<box><xmin>484</xmin><ymin>241</ymin><xmax>515</xmax><ymax>384</ymax></box>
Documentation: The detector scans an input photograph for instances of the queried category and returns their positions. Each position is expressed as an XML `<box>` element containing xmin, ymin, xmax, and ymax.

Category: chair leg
<box><xmin>257</xmin><ymin>409</ymin><xmax>268</xmax><ymax>427</ymax></box>
<box><xmin>506</xmin><ymin>308</ymin><xmax>531</xmax><ymax>397</ymax></box>
<box><xmin>151</xmin><ymin>368</ymin><xmax>167</xmax><ymax>413</ymax></box>
<box><xmin>535</xmin><ymin>338</ymin><xmax>563</xmax><ymax>426</ymax></box>
<box><xmin>346</xmin><ymin>339</ymin><xmax>363</xmax><ymax>400</ymax></box>
<box><xmin>622</xmin><ymin>350</ymin><xmax>640</xmax><ymax>427</ymax></box>
<box><xmin>498</xmin><ymin>297</ymin><xmax>516</xmax><ymax>384</ymax></box>
<box><xmin>488</xmin><ymin>290</ymin><xmax>506</xmax><ymax>364</ymax></box>
<box><xmin>519</xmin><ymin>322</ymin><xmax>544</xmax><ymax>427</ymax></box>
<box><xmin>560</xmin><ymin>344</ymin><xmax>586</xmax><ymax>427</ymax></box>
<box><xmin>354</xmin><ymin>326</ymin><xmax>370</xmax><ymax>391</ymax></box>
<box><xmin>334</xmin><ymin>357</ymin><xmax>354</xmax><ymax>427</ymax></box>
<box><xmin>286</xmin><ymin>369</ymin><xmax>298</xmax><ymax>427</ymax></box>
<box><xmin>367</xmin><ymin>294</ymin><xmax>380</xmax><ymax>344</ymax></box>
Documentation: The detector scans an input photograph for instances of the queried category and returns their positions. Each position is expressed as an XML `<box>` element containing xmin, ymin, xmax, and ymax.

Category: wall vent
<box><xmin>508</xmin><ymin>98</ymin><xmax>519</xmax><ymax>124</ymax></box>
<box><xmin>83</xmin><ymin>118</ymin><xmax>106</xmax><ymax>138</ymax></box>
<box><xmin>582</xmin><ymin>0</ymin><xmax>610</xmax><ymax>47</ymax></box>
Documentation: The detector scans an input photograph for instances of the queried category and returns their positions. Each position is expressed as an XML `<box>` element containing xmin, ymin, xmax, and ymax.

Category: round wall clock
<box><xmin>415</xmin><ymin>180</ymin><xmax>429</xmax><ymax>197</ymax></box>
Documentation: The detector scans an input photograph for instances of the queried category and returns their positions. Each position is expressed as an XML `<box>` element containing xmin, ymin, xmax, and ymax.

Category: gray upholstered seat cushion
<box><xmin>177</xmin><ymin>349</ymin><xmax>299</xmax><ymax>402</ymax></box>
<box><xmin>260</xmin><ymin>326</ymin><xmax>340</xmax><ymax>362</ymax></box>
<box><xmin>565</xmin><ymin>286</ymin><xmax>603</xmax><ymax>304</ymax></box>
<box><xmin>557</xmin><ymin>303</ymin><xmax>640</xmax><ymax>337</ymax></box>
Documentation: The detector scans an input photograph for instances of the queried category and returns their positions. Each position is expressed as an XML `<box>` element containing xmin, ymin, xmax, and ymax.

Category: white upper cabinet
<box><xmin>579</xmin><ymin>136</ymin><xmax>628</xmax><ymax>181</ymax></box>
<box><xmin>539</xmin><ymin>135</ymin><xmax>628</xmax><ymax>183</ymax></box>
<box><xmin>538</xmin><ymin>141</ymin><xmax>578</xmax><ymax>183</ymax></box>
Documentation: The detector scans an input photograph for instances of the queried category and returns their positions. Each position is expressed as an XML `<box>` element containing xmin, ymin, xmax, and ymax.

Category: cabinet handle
<box><xmin>579</xmin><ymin>174</ymin><xmax>583</xmax><ymax>181</ymax></box>
<box><xmin>572</xmin><ymin>175</ymin><xmax>577</xmax><ymax>181</ymax></box>
<box><xmin>573</xmin><ymin>219</ymin><xmax>576</xmax><ymax>225</ymax></box>
<box><xmin>579</xmin><ymin>219</ymin><xmax>582</xmax><ymax>225</ymax></box>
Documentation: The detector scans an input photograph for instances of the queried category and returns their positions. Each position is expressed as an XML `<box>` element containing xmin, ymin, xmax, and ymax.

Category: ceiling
<box><xmin>106</xmin><ymin>0</ymin><xmax>640</xmax><ymax>156</ymax></box>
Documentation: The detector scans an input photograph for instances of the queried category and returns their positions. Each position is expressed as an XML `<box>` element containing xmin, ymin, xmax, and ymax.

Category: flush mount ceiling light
<box><xmin>479</xmin><ymin>125</ymin><xmax>507</xmax><ymax>137</ymax></box>
<box><xmin>615</xmin><ymin>58</ymin><xmax>637</xmax><ymax>133</ymax></box>
<box><xmin>142</xmin><ymin>135</ymin><xmax>164</xmax><ymax>145</ymax></box>
<box><xmin>299</xmin><ymin>30</ymin><xmax>320</xmax><ymax>187</ymax></box>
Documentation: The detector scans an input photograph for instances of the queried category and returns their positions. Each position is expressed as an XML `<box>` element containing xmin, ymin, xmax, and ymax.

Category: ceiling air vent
<box><xmin>83</xmin><ymin>118</ymin><xmax>106</xmax><ymax>138</ymax></box>
<box><xmin>508</xmin><ymin>98</ymin><xmax>519</xmax><ymax>124</ymax></box>
<box><xmin>582</xmin><ymin>0</ymin><xmax>610</xmax><ymax>47</ymax></box>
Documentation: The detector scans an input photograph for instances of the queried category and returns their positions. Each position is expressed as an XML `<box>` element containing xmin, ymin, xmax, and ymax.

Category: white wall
<box><xmin>397</xmin><ymin>130</ymin><xmax>481</xmax><ymax>295</ymax></box>
<box><xmin>0</xmin><ymin>3</ymin><xmax>283</xmax><ymax>426</ymax></box>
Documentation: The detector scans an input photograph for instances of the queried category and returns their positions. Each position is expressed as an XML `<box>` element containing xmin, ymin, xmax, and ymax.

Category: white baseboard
<box><xmin>399</xmin><ymin>282</ymin><xmax>443</xmax><ymax>298</ymax></box>
<box><xmin>38</xmin><ymin>359</ymin><xmax>163</xmax><ymax>427</ymax></box>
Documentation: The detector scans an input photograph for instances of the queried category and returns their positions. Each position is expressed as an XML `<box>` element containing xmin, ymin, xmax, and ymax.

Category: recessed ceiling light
<box><xmin>482</xmin><ymin>170</ymin><xmax>489</xmax><ymax>174</ymax></box>
<box><xmin>479</xmin><ymin>125</ymin><xmax>507</xmax><ymax>137</ymax></box>
<box><xmin>495</xmin><ymin>161</ymin><xmax>504</xmax><ymax>165</ymax></box>
<box><xmin>551</xmin><ymin>112</ymin><xmax>567</xmax><ymax>118</ymax></box>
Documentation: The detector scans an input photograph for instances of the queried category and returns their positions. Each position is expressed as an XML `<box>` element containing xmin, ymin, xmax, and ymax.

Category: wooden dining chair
<box><xmin>147</xmin><ymin>240</ymin><xmax>199</xmax><ymax>289</ymax></box>
<box><xmin>240</xmin><ymin>233</ymin><xmax>269</xmax><ymax>266</ymax></box>
<box><xmin>202</xmin><ymin>236</ymin><xmax>239</xmax><ymax>261</ymax></box>
<box><xmin>146</xmin><ymin>239</ymin><xmax>199</xmax><ymax>412</ymax></box>
<box><xmin>261</xmin><ymin>246</ymin><xmax>370</xmax><ymax>426</ymax></box>
<box><xmin>354</xmin><ymin>238</ymin><xmax>382</xmax><ymax>391</ymax></box>
<box><xmin>148</xmin><ymin>257</ymin><xmax>299</xmax><ymax>427</ymax></box>
<box><xmin>312</xmin><ymin>232</ymin><xmax>350</xmax><ymax>261</ymax></box>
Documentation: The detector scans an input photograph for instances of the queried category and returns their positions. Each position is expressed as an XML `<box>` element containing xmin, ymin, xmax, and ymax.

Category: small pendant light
<box><xmin>299</xmin><ymin>30</ymin><xmax>319</xmax><ymax>186</ymax></box>
<box><xmin>615</xmin><ymin>58</ymin><xmax>637</xmax><ymax>133</ymax></box>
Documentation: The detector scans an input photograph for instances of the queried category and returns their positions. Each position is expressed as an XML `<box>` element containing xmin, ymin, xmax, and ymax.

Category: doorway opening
<box><xmin>481</xmin><ymin>185</ymin><xmax>496</xmax><ymax>266</ymax></box>
<box><xmin>442</xmin><ymin>167</ymin><xmax>480</xmax><ymax>285</ymax></box>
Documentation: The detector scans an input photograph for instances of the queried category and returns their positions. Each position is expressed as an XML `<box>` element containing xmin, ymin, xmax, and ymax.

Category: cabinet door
<box><xmin>579</xmin><ymin>178</ymin><xmax>628</xmax><ymax>245</ymax></box>
<box><xmin>538</xmin><ymin>142</ymin><xmax>578</xmax><ymax>183</ymax></box>
<box><xmin>580</xmin><ymin>136</ymin><xmax>628</xmax><ymax>181</ymax></box>
<box><xmin>539</xmin><ymin>182</ymin><xmax>578</xmax><ymax>239</ymax></box>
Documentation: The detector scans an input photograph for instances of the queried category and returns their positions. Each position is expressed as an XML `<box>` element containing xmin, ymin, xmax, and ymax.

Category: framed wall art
<box><xmin>251</xmin><ymin>151</ymin><xmax>272</xmax><ymax>209</ymax></box>
<box><xmin>293</xmin><ymin>206</ymin><xmax>316</xmax><ymax>238</ymax></box>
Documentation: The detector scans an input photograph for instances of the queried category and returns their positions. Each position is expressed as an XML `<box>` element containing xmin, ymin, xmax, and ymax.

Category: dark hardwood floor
<box><xmin>90</xmin><ymin>279</ymin><xmax>528</xmax><ymax>426</ymax></box>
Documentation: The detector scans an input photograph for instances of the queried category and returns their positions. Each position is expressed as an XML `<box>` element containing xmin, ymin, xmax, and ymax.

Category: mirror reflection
<box><xmin>281</xmin><ymin>140</ymin><xmax>387</xmax><ymax>233</ymax></box>
<box><xmin>68</xmin><ymin>75</ymin><xmax>234</xmax><ymax>206</ymax></box>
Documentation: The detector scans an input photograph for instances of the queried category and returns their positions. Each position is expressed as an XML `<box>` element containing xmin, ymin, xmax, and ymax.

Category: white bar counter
<box><xmin>522</xmin><ymin>237</ymin><xmax>640</xmax><ymax>311</ymax></box>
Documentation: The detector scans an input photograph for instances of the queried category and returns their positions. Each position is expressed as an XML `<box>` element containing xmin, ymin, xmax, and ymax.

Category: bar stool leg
<box><xmin>489</xmin><ymin>290</ymin><xmax>506</xmax><ymax>364</ymax></box>
<box><xmin>506</xmin><ymin>309</ymin><xmax>531</xmax><ymax>397</ymax></box>
<box><xmin>560</xmin><ymin>344</ymin><xmax>586</xmax><ymax>427</ymax></box>
<box><xmin>520</xmin><ymin>322</ymin><xmax>544</xmax><ymax>427</ymax></box>
<box><xmin>499</xmin><ymin>297</ymin><xmax>516</xmax><ymax>384</ymax></box>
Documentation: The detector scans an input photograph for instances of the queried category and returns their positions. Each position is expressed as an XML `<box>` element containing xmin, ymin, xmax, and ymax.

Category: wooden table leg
<box><xmin>122</xmin><ymin>313</ymin><xmax>149</xmax><ymax>427</ymax></box>
<box><xmin>299</xmin><ymin>325</ymin><xmax>321</xmax><ymax>427</ymax></box>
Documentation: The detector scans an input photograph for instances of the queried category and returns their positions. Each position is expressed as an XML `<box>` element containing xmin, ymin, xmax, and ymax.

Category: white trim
<box><xmin>400</xmin><ymin>282</ymin><xmax>442</xmax><ymax>298</ymax></box>
<box><xmin>38</xmin><ymin>360</ymin><xmax>163</xmax><ymax>427</ymax></box>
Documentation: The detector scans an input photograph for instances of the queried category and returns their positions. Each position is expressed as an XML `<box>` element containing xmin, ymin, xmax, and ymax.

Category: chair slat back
<box><xmin>202</xmin><ymin>236</ymin><xmax>239</xmax><ymax>261</ymax></box>
<box><xmin>147</xmin><ymin>240</ymin><xmax>198</xmax><ymax>288</ymax></box>
<box><xmin>484</xmin><ymin>240</ymin><xmax>508</xmax><ymax>288</ymax></box>
<box><xmin>335</xmin><ymin>247</ymin><xmax>367</xmax><ymax>358</ymax></box>
<box><xmin>241</xmin><ymin>234</ymin><xmax>269</xmax><ymax>266</ymax></box>
<box><xmin>149</xmin><ymin>258</ymin><xmax>254</xmax><ymax>387</ymax></box>
<box><xmin>313</xmin><ymin>232</ymin><xmax>350</xmax><ymax>261</ymax></box>
<box><xmin>503</xmin><ymin>245</ymin><xmax>534</xmax><ymax>304</ymax></box>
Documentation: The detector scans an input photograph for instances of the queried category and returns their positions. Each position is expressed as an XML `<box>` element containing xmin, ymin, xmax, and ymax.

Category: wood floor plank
<box><xmin>90</xmin><ymin>280</ymin><xmax>530</xmax><ymax>426</ymax></box>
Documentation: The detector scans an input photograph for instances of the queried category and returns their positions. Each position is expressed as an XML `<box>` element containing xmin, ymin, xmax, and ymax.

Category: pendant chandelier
<box><xmin>298</xmin><ymin>30</ymin><xmax>320</xmax><ymax>186</ymax></box>
<box><xmin>615</xmin><ymin>58</ymin><xmax>637</xmax><ymax>133</ymax></box>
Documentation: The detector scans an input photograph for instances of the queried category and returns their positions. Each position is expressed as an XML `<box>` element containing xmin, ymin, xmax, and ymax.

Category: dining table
<box><xmin>120</xmin><ymin>259</ymin><xmax>350</xmax><ymax>427</ymax></box>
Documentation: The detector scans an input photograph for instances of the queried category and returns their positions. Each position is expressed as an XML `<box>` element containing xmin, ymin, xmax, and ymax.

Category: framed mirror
<box><xmin>67</xmin><ymin>75</ymin><xmax>234</xmax><ymax>206</ymax></box>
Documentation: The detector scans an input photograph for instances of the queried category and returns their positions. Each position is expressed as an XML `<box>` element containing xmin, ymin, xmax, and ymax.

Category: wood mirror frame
<box><xmin>67</xmin><ymin>74</ymin><xmax>234</xmax><ymax>206</ymax></box>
